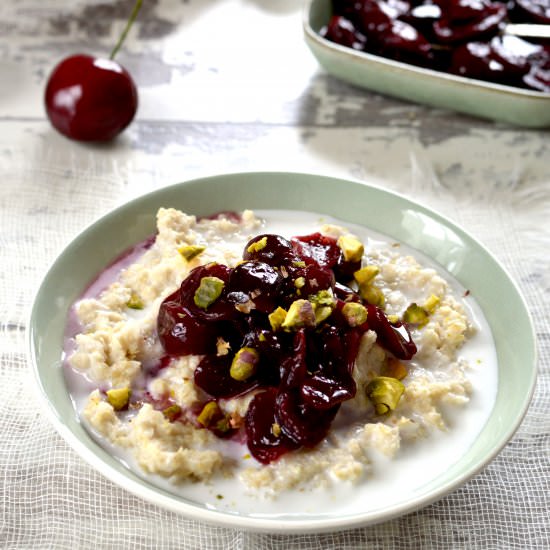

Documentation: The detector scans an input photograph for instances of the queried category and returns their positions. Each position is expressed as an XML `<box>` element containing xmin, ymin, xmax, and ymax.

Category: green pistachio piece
<box><xmin>126</xmin><ymin>292</ymin><xmax>144</xmax><ymax>310</ymax></box>
<box><xmin>281</xmin><ymin>299</ymin><xmax>316</xmax><ymax>330</ymax></box>
<box><xmin>194</xmin><ymin>276</ymin><xmax>225</xmax><ymax>309</ymax></box>
<box><xmin>337</xmin><ymin>235</ymin><xmax>364</xmax><ymax>263</ymax></box>
<box><xmin>268</xmin><ymin>306</ymin><xmax>288</xmax><ymax>331</ymax></box>
<box><xmin>197</xmin><ymin>401</ymin><xmax>220</xmax><ymax>427</ymax></box>
<box><xmin>353</xmin><ymin>265</ymin><xmax>380</xmax><ymax>285</ymax></box>
<box><xmin>309</xmin><ymin>289</ymin><xmax>336</xmax><ymax>308</ymax></box>
<box><xmin>387</xmin><ymin>314</ymin><xmax>399</xmax><ymax>324</ymax></box>
<box><xmin>215</xmin><ymin>416</ymin><xmax>231</xmax><ymax>433</ymax></box>
<box><xmin>230</xmin><ymin>347</ymin><xmax>259</xmax><ymax>381</ymax></box>
<box><xmin>162</xmin><ymin>404</ymin><xmax>182</xmax><ymax>422</ymax></box>
<box><xmin>423</xmin><ymin>294</ymin><xmax>440</xmax><ymax>313</ymax></box>
<box><xmin>178</xmin><ymin>244</ymin><xmax>206</xmax><ymax>261</ymax></box>
<box><xmin>106</xmin><ymin>387</ymin><xmax>131</xmax><ymax>411</ymax></box>
<box><xmin>314</xmin><ymin>305</ymin><xmax>333</xmax><ymax>324</ymax></box>
<box><xmin>342</xmin><ymin>302</ymin><xmax>368</xmax><ymax>327</ymax></box>
<box><xmin>294</xmin><ymin>277</ymin><xmax>306</xmax><ymax>289</ymax></box>
<box><xmin>308</xmin><ymin>289</ymin><xmax>336</xmax><ymax>325</ymax></box>
<box><xmin>366</xmin><ymin>376</ymin><xmax>405</xmax><ymax>415</ymax></box>
<box><xmin>292</xmin><ymin>260</ymin><xmax>306</xmax><ymax>268</ymax></box>
<box><xmin>247</xmin><ymin>236</ymin><xmax>268</xmax><ymax>254</ymax></box>
<box><xmin>359</xmin><ymin>284</ymin><xmax>385</xmax><ymax>307</ymax></box>
<box><xmin>403</xmin><ymin>303</ymin><xmax>429</xmax><ymax>326</ymax></box>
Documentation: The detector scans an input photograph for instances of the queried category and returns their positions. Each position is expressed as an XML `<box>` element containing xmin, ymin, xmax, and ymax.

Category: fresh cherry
<box><xmin>44</xmin><ymin>0</ymin><xmax>141</xmax><ymax>141</ymax></box>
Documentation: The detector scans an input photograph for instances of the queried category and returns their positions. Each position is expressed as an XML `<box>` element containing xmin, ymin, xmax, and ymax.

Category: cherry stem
<box><xmin>109</xmin><ymin>0</ymin><xmax>143</xmax><ymax>60</ymax></box>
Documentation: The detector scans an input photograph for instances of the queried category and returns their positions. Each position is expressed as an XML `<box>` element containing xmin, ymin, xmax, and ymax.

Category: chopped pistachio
<box><xmin>268</xmin><ymin>306</ymin><xmax>288</xmax><ymax>331</ymax></box>
<box><xmin>387</xmin><ymin>314</ymin><xmax>399</xmax><ymax>324</ymax></box>
<box><xmin>162</xmin><ymin>404</ymin><xmax>182</xmax><ymax>422</ymax></box>
<box><xmin>292</xmin><ymin>260</ymin><xmax>306</xmax><ymax>268</ymax></box>
<box><xmin>281</xmin><ymin>299</ymin><xmax>316</xmax><ymax>330</ymax></box>
<box><xmin>308</xmin><ymin>289</ymin><xmax>336</xmax><ymax>325</ymax></box>
<box><xmin>194</xmin><ymin>276</ymin><xmax>225</xmax><ymax>309</ymax></box>
<box><xmin>216</xmin><ymin>337</ymin><xmax>231</xmax><ymax>356</ymax></box>
<box><xmin>359</xmin><ymin>284</ymin><xmax>385</xmax><ymax>307</ymax></box>
<box><xmin>294</xmin><ymin>277</ymin><xmax>306</xmax><ymax>289</ymax></box>
<box><xmin>342</xmin><ymin>302</ymin><xmax>368</xmax><ymax>327</ymax></box>
<box><xmin>197</xmin><ymin>401</ymin><xmax>220</xmax><ymax>427</ymax></box>
<box><xmin>403</xmin><ymin>303</ymin><xmax>429</xmax><ymax>326</ymax></box>
<box><xmin>215</xmin><ymin>416</ymin><xmax>231</xmax><ymax>433</ymax></box>
<box><xmin>314</xmin><ymin>305</ymin><xmax>333</xmax><ymax>324</ymax></box>
<box><xmin>247</xmin><ymin>236</ymin><xmax>267</xmax><ymax>254</ymax></box>
<box><xmin>423</xmin><ymin>294</ymin><xmax>440</xmax><ymax>313</ymax></box>
<box><xmin>230</xmin><ymin>347</ymin><xmax>259</xmax><ymax>381</ymax></box>
<box><xmin>383</xmin><ymin>358</ymin><xmax>408</xmax><ymax>380</ymax></box>
<box><xmin>309</xmin><ymin>289</ymin><xmax>336</xmax><ymax>308</ymax></box>
<box><xmin>353</xmin><ymin>265</ymin><xmax>380</xmax><ymax>285</ymax></box>
<box><xmin>271</xmin><ymin>422</ymin><xmax>282</xmax><ymax>437</ymax></box>
<box><xmin>258</xmin><ymin>332</ymin><xmax>266</xmax><ymax>342</ymax></box>
<box><xmin>178</xmin><ymin>244</ymin><xmax>206</xmax><ymax>261</ymax></box>
<box><xmin>366</xmin><ymin>376</ymin><xmax>405</xmax><ymax>415</ymax></box>
<box><xmin>126</xmin><ymin>292</ymin><xmax>144</xmax><ymax>310</ymax></box>
<box><xmin>106</xmin><ymin>387</ymin><xmax>131</xmax><ymax>411</ymax></box>
<box><xmin>337</xmin><ymin>235</ymin><xmax>364</xmax><ymax>263</ymax></box>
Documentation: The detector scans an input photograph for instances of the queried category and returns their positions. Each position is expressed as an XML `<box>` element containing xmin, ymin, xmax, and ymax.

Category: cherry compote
<box><xmin>322</xmin><ymin>0</ymin><xmax>550</xmax><ymax>92</ymax></box>
<box><xmin>157</xmin><ymin>229</ymin><xmax>417</xmax><ymax>464</ymax></box>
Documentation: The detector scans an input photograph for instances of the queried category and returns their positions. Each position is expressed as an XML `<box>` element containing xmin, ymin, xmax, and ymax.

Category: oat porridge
<box><xmin>63</xmin><ymin>208</ymin><xmax>497</xmax><ymax>502</ymax></box>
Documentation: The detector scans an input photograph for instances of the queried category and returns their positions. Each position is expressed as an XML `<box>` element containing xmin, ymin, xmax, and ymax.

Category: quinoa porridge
<box><xmin>64</xmin><ymin>208</ymin><xmax>497</xmax><ymax>503</ymax></box>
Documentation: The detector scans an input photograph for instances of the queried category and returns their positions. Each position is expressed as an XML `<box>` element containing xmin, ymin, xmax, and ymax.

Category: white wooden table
<box><xmin>1</xmin><ymin>1</ymin><xmax>549</xmax><ymax>548</ymax></box>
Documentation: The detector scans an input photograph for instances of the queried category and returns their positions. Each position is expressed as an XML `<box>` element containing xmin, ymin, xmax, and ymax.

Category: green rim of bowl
<box><xmin>28</xmin><ymin>171</ymin><xmax>537</xmax><ymax>533</ymax></box>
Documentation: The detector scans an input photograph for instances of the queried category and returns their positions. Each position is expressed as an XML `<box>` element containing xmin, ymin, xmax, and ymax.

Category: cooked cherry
<box><xmin>524</xmin><ymin>60</ymin><xmax>550</xmax><ymax>91</ymax></box>
<box><xmin>157</xmin><ymin>291</ymin><xmax>216</xmax><ymax>355</ymax></box>
<box><xmin>515</xmin><ymin>0</ymin><xmax>550</xmax><ymax>24</ymax></box>
<box><xmin>366</xmin><ymin>304</ymin><xmax>417</xmax><ymax>360</ymax></box>
<box><xmin>449</xmin><ymin>36</ymin><xmax>542</xmax><ymax>86</ymax></box>
<box><xmin>243</xmin><ymin>234</ymin><xmax>298</xmax><ymax>266</ymax></box>
<box><xmin>301</xmin><ymin>373</ymin><xmax>356</xmax><ymax>410</ymax></box>
<box><xmin>245</xmin><ymin>388</ymin><xmax>299</xmax><ymax>464</ymax></box>
<box><xmin>194</xmin><ymin>354</ymin><xmax>260</xmax><ymax>399</ymax></box>
<box><xmin>328</xmin><ymin>0</ymin><xmax>550</xmax><ymax>92</ymax></box>
<box><xmin>292</xmin><ymin>232</ymin><xmax>341</xmax><ymax>268</ymax></box>
<box><xmin>227</xmin><ymin>261</ymin><xmax>282</xmax><ymax>313</ymax></box>
<box><xmin>275</xmin><ymin>389</ymin><xmax>340</xmax><ymax>447</ymax></box>
<box><xmin>179</xmin><ymin>263</ymin><xmax>236</xmax><ymax>322</ymax></box>
<box><xmin>433</xmin><ymin>3</ymin><xmax>507</xmax><ymax>45</ymax></box>
<box><xmin>279</xmin><ymin>330</ymin><xmax>308</xmax><ymax>390</ymax></box>
<box><xmin>322</xmin><ymin>15</ymin><xmax>368</xmax><ymax>50</ymax></box>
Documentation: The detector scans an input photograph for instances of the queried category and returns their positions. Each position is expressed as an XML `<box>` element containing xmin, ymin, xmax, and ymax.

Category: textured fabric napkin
<box><xmin>1</xmin><ymin>124</ymin><xmax>549</xmax><ymax>549</ymax></box>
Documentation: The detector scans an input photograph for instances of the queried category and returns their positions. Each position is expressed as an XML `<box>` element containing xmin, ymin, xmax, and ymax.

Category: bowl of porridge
<box><xmin>29</xmin><ymin>172</ymin><xmax>537</xmax><ymax>533</ymax></box>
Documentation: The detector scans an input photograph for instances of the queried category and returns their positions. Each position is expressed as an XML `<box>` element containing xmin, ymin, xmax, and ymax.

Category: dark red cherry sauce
<box><xmin>322</xmin><ymin>0</ymin><xmax>550</xmax><ymax>92</ymax></box>
<box><xmin>156</xmin><ymin>231</ymin><xmax>416</xmax><ymax>464</ymax></box>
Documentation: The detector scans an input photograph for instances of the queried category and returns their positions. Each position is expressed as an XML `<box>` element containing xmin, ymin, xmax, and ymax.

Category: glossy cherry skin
<box><xmin>45</xmin><ymin>54</ymin><xmax>138</xmax><ymax>142</ymax></box>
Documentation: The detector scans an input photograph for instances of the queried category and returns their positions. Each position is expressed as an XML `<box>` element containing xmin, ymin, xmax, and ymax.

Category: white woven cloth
<box><xmin>1</xmin><ymin>0</ymin><xmax>549</xmax><ymax>547</ymax></box>
<box><xmin>1</xmin><ymin>121</ymin><xmax>549</xmax><ymax>549</ymax></box>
